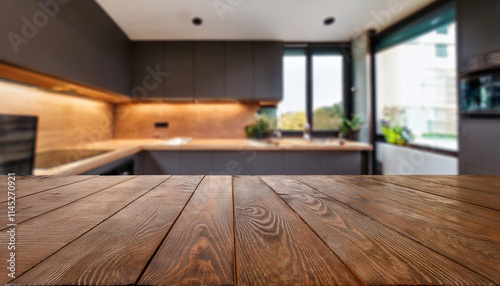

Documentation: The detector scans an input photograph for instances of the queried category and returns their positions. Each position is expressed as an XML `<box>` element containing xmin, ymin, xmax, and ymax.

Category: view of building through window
<box><xmin>376</xmin><ymin>23</ymin><xmax>457</xmax><ymax>151</ymax></box>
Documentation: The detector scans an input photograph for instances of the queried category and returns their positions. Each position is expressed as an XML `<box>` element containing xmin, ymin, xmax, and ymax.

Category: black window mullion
<box><xmin>306</xmin><ymin>46</ymin><xmax>313</xmax><ymax>127</ymax></box>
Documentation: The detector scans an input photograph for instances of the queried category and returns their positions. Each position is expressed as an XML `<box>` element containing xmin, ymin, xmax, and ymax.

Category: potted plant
<box><xmin>380</xmin><ymin>120</ymin><xmax>414</xmax><ymax>145</ymax></box>
<box><xmin>246</xmin><ymin>117</ymin><xmax>272</xmax><ymax>139</ymax></box>
<box><xmin>339</xmin><ymin>113</ymin><xmax>365</xmax><ymax>141</ymax></box>
<box><xmin>380</xmin><ymin>107</ymin><xmax>414</xmax><ymax>145</ymax></box>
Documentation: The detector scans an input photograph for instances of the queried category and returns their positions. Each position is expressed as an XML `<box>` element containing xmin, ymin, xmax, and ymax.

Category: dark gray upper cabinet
<box><xmin>225</xmin><ymin>42</ymin><xmax>253</xmax><ymax>100</ymax></box>
<box><xmin>457</xmin><ymin>0</ymin><xmax>500</xmax><ymax>61</ymax></box>
<box><xmin>164</xmin><ymin>42</ymin><xmax>194</xmax><ymax>98</ymax></box>
<box><xmin>253</xmin><ymin>42</ymin><xmax>283</xmax><ymax>101</ymax></box>
<box><xmin>195</xmin><ymin>42</ymin><xmax>225</xmax><ymax>99</ymax></box>
<box><xmin>131</xmin><ymin>42</ymin><xmax>164</xmax><ymax>98</ymax></box>
<box><xmin>0</xmin><ymin>0</ymin><xmax>131</xmax><ymax>95</ymax></box>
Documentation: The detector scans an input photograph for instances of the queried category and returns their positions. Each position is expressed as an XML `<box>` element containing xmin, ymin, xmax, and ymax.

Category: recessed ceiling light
<box><xmin>324</xmin><ymin>17</ymin><xmax>335</xmax><ymax>26</ymax></box>
<box><xmin>192</xmin><ymin>17</ymin><xmax>203</xmax><ymax>26</ymax></box>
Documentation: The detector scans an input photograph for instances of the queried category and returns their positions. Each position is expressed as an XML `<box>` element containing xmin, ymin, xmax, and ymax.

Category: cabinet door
<box><xmin>253</xmin><ymin>42</ymin><xmax>283</xmax><ymax>101</ymax></box>
<box><xmin>225</xmin><ymin>42</ymin><xmax>253</xmax><ymax>100</ymax></box>
<box><xmin>195</xmin><ymin>42</ymin><xmax>225</xmax><ymax>99</ymax></box>
<box><xmin>164</xmin><ymin>42</ymin><xmax>194</xmax><ymax>98</ymax></box>
<box><xmin>131</xmin><ymin>42</ymin><xmax>164</xmax><ymax>98</ymax></box>
<box><xmin>180</xmin><ymin>152</ymin><xmax>214</xmax><ymax>174</ymax></box>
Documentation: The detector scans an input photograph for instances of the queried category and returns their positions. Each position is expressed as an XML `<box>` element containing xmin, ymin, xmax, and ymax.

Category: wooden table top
<box><xmin>1</xmin><ymin>175</ymin><xmax>499</xmax><ymax>285</ymax></box>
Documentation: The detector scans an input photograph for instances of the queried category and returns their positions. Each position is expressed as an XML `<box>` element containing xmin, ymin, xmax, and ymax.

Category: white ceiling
<box><xmin>96</xmin><ymin>0</ymin><xmax>435</xmax><ymax>42</ymax></box>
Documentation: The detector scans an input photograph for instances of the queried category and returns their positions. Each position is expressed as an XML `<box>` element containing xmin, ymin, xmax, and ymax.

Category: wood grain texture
<box><xmin>233</xmin><ymin>176</ymin><xmax>361</xmax><ymax>286</ymax></box>
<box><xmin>139</xmin><ymin>176</ymin><xmax>234</xmax><ymax>286</ymax></box>
<box><xmin>261</xmin><ymin>176</ymin><xmax>494</xmax><ymax>285</ymax></box>
<box><xmin>13</xmin><ymin>176</ymin><xmax>202</xmax><ymax>285</ymax></box>
<box><xmin>369</xmin><ymin>175</ymin><xmax>500</xmax><ymax>210</ymax></box>
<box><xmin>294</xmin><ymin>175</ymin><xmax>500</xmax><ymax>284</ymax></box>
<box><xmin>0</xmin><ymin>176</ymin><xmax>168</xmax><ymax>285</ymax></box>
<box><xmin>114</xmin><ymin>103</ymin><xmax>259</xmax><ymax>139</ymax></box>
<box><xmin>2</xmin><ymin>175</ymin><xmax>499</xmax><ymax>285</ymax></box>
<box><xmin>0</xmin><ymin>80</ymin><xmax>115</xmax><ymax>153</ymax></box>
<box><xmin>334</xmin><ymin>176</ymin><xmax>500</xmax><ymax>228</ymax></box>
<box><xmin>414</xmin><ymin>175</ymin><xmax>500</xmax><ymax>195</ymax></box>
<box><xmin>0</xmin><ymin>176</ymin><xmax>131</xmax><ymax>229</ymax></box>
<box><xmin>0</xmin><ymin>175</ymin><xmax>96</xmax><ymax>202</ymax></box>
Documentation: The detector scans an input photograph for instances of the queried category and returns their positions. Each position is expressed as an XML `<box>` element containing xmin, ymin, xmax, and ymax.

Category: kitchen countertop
<box><xmin>34</xmin><ymin>138</ymin><xmax>373</xmax><ymax>175</ymax></box>
<box><xmin>2</xmin><ymin>175</ymin><xmax>499</xmax><ymax>285</ymax></box>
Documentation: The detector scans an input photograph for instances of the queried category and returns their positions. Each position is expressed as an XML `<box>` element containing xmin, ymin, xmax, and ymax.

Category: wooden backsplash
<box><xmin>0</xmin><ymin>80</ymin><xmax>113</xmax><ymax>152</ymax></box>
<box><xmin>114</xmin><ymin>102</ymin><xmax>259</xmax><ymax>139</ymax></box>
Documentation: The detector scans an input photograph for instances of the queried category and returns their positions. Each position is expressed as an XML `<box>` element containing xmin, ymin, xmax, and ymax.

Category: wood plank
<box><xmin>414</xmin><ymin>175</ymin><xmax>500</xmax><ymax>195</ymax></box>
<box><xmin>294</xmin><ymin>175</ymin><xmax>500</xmax><ymax>284</ymax></box>
<box><xmin>0</xmin><ymin>175</ymin><xmax>96</xmax><ymax>202</ymax></box>
<box><xmin>369</xmin><ymin>175</ymin><xmax>500</xmax><ymax>210</ymax></box>
<box><xmin>0</xmin><ymin>176</ymin><xmax>132</xmax><ymax>229</ymax></box>
<box><xmin>13</xmin><ymin>176</ymin><xmax>202</xmax><ymax>285</ymax></box>
<box><xmin>261</xmin><ymin>176</ymin><xmax>493</xmax><ymax>285</ymax></box>
<box><xmin>233</xmin><ymin>176</ymin><xmax>361</xmax><ymax>286</ymax></box>
<box><xmin>139</xmin><ymin>176</ymin><xmax>234</xmax><ymax>286</ymax></box>
<box><xmin>336</xmin><ymin>176</ymin><xmax>500</xmax><ymax>227</ymax></box>
<box><xmin>0</xmin><ymin>175</ymin><xmax>169</xmax><ymax>285</ymax></box>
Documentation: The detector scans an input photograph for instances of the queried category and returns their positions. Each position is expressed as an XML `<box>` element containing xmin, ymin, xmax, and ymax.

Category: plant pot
<box><xmin>347</xmin><ymin>131</ymin><xmax>360</xmax><ymax>141</ymax></box>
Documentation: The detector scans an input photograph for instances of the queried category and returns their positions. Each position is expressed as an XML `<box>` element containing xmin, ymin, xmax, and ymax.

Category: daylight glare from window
<box><xmin>312</xmin><ymin>55</ymin><xmax>343</xmax><ymax>130</ymax></box>
<box><xmin>376</xmin><ymin>23</ymin><xmax>457</xmax><ymax>151</ymax></box>
<box><xmin>279</xmin><ymin>54</ymin><xmax>307</xmax><ymax>131</ymax></box>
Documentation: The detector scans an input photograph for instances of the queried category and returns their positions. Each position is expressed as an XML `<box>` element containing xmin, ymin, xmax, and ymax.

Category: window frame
<box><xmin>280</xmin><ymin>43</ymin><xmax>352</xmax><ymax>136</ymax></box>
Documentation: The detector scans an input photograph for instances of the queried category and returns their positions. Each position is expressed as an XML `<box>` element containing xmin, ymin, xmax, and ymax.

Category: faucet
<box><xmin>303</xmin><ymin>122</ymin><xmax>311</xmax><ymax>141</ymax></box>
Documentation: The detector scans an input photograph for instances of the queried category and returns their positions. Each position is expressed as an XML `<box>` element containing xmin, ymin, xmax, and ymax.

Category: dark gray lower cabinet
<box><xmin>135</xmin><ymin>151</ymin><xmax>364</xmax><ymax>175</ymax></box>
<box><xmin>180</xmin><ymin>152</ymin><xmax>213</xmax><ymax>174</ymax></box>
<box><xmin>138</xmin><ymin>151</ymin><xmax>180</xmax><ymax>175</ymax></box>
<box><xmin>83</xmin><ymin>154</ymin><xmax>137</xmax><ymax>175</ymax></box>
<box><xmin>213</xmin><ymin>151</ymin><xmax>255</xmax><ymax>175</ymax></box>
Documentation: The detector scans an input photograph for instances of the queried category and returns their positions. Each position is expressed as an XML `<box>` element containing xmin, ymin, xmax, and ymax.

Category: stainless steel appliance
<box><xmin>0</xmin><ymin>114</ymin><xmax>38</xmax><ymax>175</ymax></box>
<box><xmin>460</xmin><ymin>70</ymin><xmax>500</xmax><ymax>117</ymax></box>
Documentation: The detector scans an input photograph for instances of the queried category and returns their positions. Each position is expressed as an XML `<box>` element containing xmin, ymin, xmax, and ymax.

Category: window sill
<box><xmin>375</xmin><ymin>137</ymin><xmax>458</xmax><ymax>157</ymax></box>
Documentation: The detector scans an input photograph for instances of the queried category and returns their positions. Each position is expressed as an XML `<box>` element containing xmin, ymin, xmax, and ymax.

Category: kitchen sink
<box><xmin>249</xmin><ymin>138</ymin><xmax>345</xmax><ymax>148</ymax></box>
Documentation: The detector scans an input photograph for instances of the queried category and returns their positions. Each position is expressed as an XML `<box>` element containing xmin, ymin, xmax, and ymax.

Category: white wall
<box><xmin>377</xmin><ymin>142</ymin><xmax>458</xmax><ymax>175</ymax></box>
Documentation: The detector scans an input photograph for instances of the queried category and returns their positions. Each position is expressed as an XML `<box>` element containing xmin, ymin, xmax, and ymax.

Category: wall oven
<box><xmin>460</xmin><ymin>70</ymin><xmax>500</xmax><ymax>117</ymax></box>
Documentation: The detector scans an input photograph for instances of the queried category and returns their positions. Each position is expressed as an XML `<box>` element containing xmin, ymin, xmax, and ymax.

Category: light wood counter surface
<box><xmin>34</xmin><ymin>138</ymin><xmax>373</xmax><ymax>176</ymax></box>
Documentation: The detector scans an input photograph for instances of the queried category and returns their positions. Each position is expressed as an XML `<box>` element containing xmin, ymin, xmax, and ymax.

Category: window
<box><xmin>312</xmin><ymin>54</ymin><xmax>343</xmax><ymax>130</ymax></box>
<box><xmin>376</xmin><ymin>22</ymin><xmax>457</xmax><ymax>151</ymax></box>
<box><xmin>279</xmin><ymin>50</ymin><xmax>307</xmax><ymax>131</ymax></box>
<box><xmin>435</xmin><ymin>44</ymin><xmax>448</xmax><ymax>58</ymax></box>
<box><xmin>278</xmin><ymin>46</ymin><xmax>346</xmax><ymax>132</ymax></box>
<box><xmin>436</xmin><ymin>26</ymin><xmax>448</xmax><ymax>34</ymax></box>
